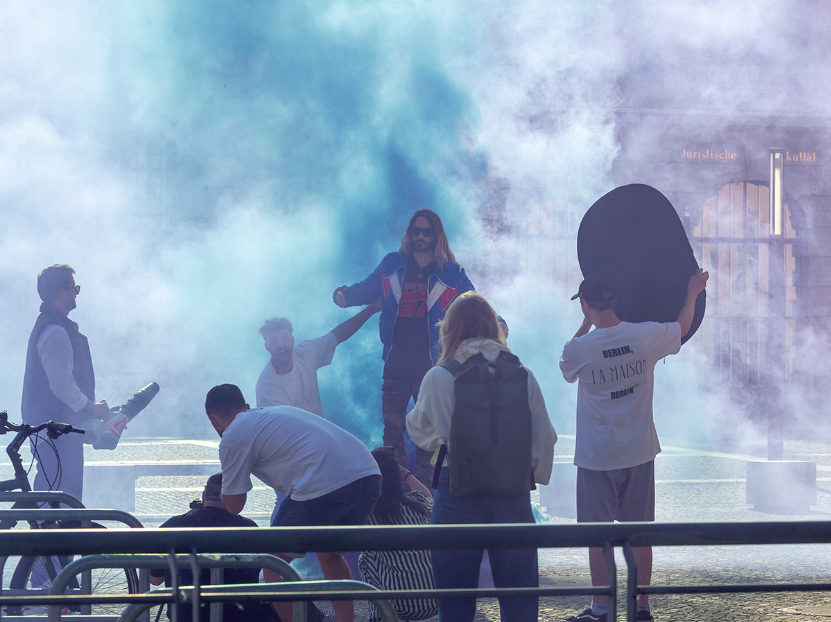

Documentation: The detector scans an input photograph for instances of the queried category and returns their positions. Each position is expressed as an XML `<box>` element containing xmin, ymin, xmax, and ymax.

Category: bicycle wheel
<box><xmin>9</xmin><ymin>521</ymin><xmax>139</xmax><ymax>616</ymax></box>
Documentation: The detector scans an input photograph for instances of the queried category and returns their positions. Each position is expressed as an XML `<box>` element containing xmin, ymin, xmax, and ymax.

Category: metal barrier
<box><xmin>0</xmin><ymin>509</ymin><xmax>143</xmax><ymax>529</ymax></box>
<box><xmin>0</xmin><ymin>508</ymin><xmax>144</xmax><ymax>622</ymax></box>
<box><xmin>117</xmin><ymin>581</ymin><xmax>398</xmax><ymax>622</ymax></box>
<box><xmin>0</xmin><ymin>493</ymin><xmax>84</xmax><ymax>509</ymax></box>
<box><xmin>0</xmin><ymin>521</ymin><xmax>829</xmax><ymax>621</ymax></box>
<box><xmin>48</xmin><ymin>554</ymin><xmax>303</xmax><ymax>622</ymax></box>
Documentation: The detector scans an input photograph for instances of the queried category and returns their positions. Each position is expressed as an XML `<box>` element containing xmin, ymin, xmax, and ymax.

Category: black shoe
<box><xmin>636</xmin><ymin>609</ymin><xmax>654</xmax><ymax>621</ymax></box>
<box><xmin>565</xmin><ymin>606</ymin><xmax>607</xmax><ymax>622</ymax></box>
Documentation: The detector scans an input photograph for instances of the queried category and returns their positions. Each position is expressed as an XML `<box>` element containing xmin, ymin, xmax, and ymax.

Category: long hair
<box><xmin>369</xmin><ymin>447</ymin><xmax>431</xmax><ymax>524</ymax></box>
<box><xmin>437</xmin><ymin>291</ymin><xmax>507</xmax><ymax>366</ymax></box>
<box><xmin>398</xmin><ymin>209</ymin><xmax>456</xmax><ymax>269</ymax></box>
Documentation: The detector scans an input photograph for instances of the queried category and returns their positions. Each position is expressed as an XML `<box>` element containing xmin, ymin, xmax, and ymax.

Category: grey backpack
<box><xmin>432</xmin><ymin>350</ymin><xmax>534</xmax><ymax>497</ymax></box>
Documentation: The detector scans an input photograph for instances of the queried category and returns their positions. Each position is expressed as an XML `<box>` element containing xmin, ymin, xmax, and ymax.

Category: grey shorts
<box><xmin>576</xmin><ymin>460</ymin><xmax>655</xmax><ymax>523</ymax></box>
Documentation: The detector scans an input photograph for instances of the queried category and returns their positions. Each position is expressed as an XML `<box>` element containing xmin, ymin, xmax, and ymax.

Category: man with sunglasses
<box><xmin>21</xmin><ymin>264</ymin><xmax>109</xmax><ymax>503</ymax></box>
<box><xmin>333</xmin><ymin>209</ymin><xmax>474</xmax><ymax>485</ymax></box>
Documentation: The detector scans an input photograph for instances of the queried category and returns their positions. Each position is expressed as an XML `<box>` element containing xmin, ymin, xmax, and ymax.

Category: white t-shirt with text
<box><xmin>559</xmin><ymin>321</ymin><xmax>681</xmax><ymax>471</ymax></box>
<box><xmin>255</xmin><ymin>332</ymin><xmax>337</xmax><ymax>417</ymax></box>
<box><xmin>220</xmin><ymin>406</ymin><xmax>380</xmax><ymax>501</ymax></box>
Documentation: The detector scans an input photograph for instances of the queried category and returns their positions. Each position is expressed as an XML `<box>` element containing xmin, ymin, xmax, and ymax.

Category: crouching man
<box><xmin>204</xmin><ymin>384</ymin><xmax>381</xmax><ymax>622</ymax></box>
<box><xmin>149</xmin><ymin>473</ymin><xmax>279</xmax><ymax>622</ymax></box>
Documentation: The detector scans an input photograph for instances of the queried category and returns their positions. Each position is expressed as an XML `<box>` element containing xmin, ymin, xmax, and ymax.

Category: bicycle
<box><xmin>0</xmin><ymin>409</ymin><xmax>140</xmax><ymax>616</ymax></box>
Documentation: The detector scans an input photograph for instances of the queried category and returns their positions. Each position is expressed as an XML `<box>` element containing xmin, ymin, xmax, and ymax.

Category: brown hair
<box><xmin>399</xmin><ymin>209</ymin><xmax>456</xmax><ymax>269</ymax></box>
<box><xmin>369</xmin><ymin>447</ymin><xmax>430</xmax><ymax>524</ymax></box>
<box><xmin>259</xmin><ymin>317</ymin><xmax>293</xmax><ymax>337</ymax></box>
<box><xmin>437</xmin><ymin>291</ymin><xmax>507</xmax><ymax>366</ymax></box>
<box><xmin>37</xmin><ymin>264</ymin><xmax>75</xmax><ymax>304</ymax></box>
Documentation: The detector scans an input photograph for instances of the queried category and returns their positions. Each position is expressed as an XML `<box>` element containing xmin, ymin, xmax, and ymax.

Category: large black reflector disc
<box><xmin>577</xmin><ymin>183</ymin><xmax>706</xmax><ymax>344</ymax></box>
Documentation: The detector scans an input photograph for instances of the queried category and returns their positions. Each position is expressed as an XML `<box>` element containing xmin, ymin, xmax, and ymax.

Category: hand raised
<box><xmin>687</xmin><ymin>268</ymin><xmax>709</xmax><ymax>297</ymax></box>
<box><xmin>333</xmin><ymin>286</ymin><xmax>348</xmax><ymax>308</ymax></box>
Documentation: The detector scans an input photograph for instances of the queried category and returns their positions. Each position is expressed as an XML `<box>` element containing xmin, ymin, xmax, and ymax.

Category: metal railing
<box><xmin>118</xmin><ymin>581</ymin><xmax>398</xmax><ymax>622</ymax></box>
<box><xmin>0</xmin><ymin>521</ymin><xmax>829</xmax><ymax>621</ymax></box>
<box><xmin>0</xmin><ymin>493</ymin><xmax>85</xmax><ymax>509</ymax></box>
<box><xmin>48</xmin><ymin>554</ymin><xmax>304</xmax><ymax>622</ymax></box>
<box><xmin>0</xmin><ymin>509</ymin><xmax>143</xmax><ymax>529</ymax></box>
<box><xmin>0</xmin><ymin>507</ymin><xmax>144</xmax><ymax>622</ymax></box>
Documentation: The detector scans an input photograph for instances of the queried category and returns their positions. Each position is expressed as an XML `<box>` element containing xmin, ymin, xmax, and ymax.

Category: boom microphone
<box><xmin>79</xmin><ymin>382</ymin><xmax>160</xmax><ymax>450</ymax></box>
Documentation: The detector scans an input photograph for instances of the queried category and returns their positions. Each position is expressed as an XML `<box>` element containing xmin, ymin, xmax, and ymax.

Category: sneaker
<box><xmin>306</xmin><ymin>603</ymin><xmax>336</xmax><ymax>622</ymax></box>
<box><xmin>636</xmin><ymin>609</ymin><xmax>654</xmax><ymax>621</ymax></box>
<box><xmin>565</xmin><ymin>606</ymin><xmax>606</xmax><ymax>622</ymax></box>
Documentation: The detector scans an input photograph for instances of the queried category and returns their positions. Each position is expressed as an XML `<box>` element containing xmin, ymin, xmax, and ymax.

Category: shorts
<box><xmin>270</xmin><ymin>474</ymin><xmax>382</xmax><ymax>558</ymax></box>
<box><xmin>576</xmin><ymin>460</ymin><xmax>655</xmax><ymax>523</ymax></box>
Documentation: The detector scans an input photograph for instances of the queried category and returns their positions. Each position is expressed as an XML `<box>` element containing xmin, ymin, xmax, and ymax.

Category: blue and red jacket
<box><xmin>343</xmin><ymin>252</ymin><xmax>475</xmax><ymax>364</ymax></box>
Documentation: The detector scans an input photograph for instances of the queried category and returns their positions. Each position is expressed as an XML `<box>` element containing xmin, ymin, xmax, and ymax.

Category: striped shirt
<box><xmin>358</xmin><ymin>492</ymin><xmax>438</xmax><ymax>620</ymax></box>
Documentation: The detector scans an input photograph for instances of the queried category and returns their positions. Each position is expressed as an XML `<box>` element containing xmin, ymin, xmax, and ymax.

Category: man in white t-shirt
<box><xmin>255</xmin><ymin>299</ymin><xmax>381</xmax><ymax>416</ymax></box>
<box><xmin>559</xmin><ymin>270</ymin><xmax>708</xmax><ymax>622</ymax></box>
<box><xmin>205</xmin><ymin>384</ymin><xmax>381</xmax><ymax>622</ymax></box>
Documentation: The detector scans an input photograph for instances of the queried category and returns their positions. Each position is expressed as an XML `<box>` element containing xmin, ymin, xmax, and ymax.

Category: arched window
<box><xmin>691</xmin><ymin>181</ymin><xmax>798</xmax><ymax>387</ymax></box>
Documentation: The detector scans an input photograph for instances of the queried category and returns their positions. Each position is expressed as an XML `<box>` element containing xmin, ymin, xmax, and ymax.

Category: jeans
<box><xmin>381</xmin><ymin>380</ymin><xmax>433</xmax><ymax>484</ymax></box>
<box><xmin>430</xmin><ymin>469</ymin><xmax>538</xmax><ymax>622</ymax></box>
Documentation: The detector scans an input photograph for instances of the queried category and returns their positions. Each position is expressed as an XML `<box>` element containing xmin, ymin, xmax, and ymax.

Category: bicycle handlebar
<box><xmin>0</xmin><ymin>410</ymin><xmax>85</xmax><ymax>459</ymax></box>
<box><xmin>0</xmin><ymin>410</ymin><xmax>83</xmax><ymax>485</ymax></box>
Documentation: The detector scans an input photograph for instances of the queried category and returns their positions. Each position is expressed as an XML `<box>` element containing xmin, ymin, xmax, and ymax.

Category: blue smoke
<box><xmin>100</xmin><ymin>0</ymin><xmax>490</xmax><ymax>439</ymax></box>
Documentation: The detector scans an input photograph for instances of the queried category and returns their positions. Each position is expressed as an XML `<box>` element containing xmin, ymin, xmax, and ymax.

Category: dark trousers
<box><xmin>431</xmin><ymin>469</ymin><xmax>539</xmax><ymax>622</ymax></box>
<box><xmin>381</xmin><ymin>379</ymin><xmax>433</xmax><ymax>485</ymax></box>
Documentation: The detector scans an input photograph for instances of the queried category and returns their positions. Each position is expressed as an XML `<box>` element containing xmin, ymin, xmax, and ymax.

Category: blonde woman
<box><xmin>406</xmin><ymin>292</ymin><xmax>557</xmax><ymax>622</ymax></box>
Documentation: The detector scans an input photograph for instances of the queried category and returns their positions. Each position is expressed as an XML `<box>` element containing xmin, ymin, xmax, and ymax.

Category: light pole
<box><xmin>768</xmin><ymin>148</ymin><xmax>785</xmax><ymax>460</ymax></box>
<box><xmin>770</xmin><ymin>148</ymin><xmax>785</xmax><ymax>236</ymax></box>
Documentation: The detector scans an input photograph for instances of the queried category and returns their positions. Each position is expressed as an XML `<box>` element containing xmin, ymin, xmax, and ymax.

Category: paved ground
<box><xmin>2</xmin><ymin>434</ymin><xmax>831</xmax><ymax>620</ymax></box>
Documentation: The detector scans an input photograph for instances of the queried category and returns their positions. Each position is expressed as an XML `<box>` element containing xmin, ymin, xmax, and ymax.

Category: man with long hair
<box><xmin>333</xmin><ymin>209</ymin><xmax>474</xmax><ymax>485</ymax></box>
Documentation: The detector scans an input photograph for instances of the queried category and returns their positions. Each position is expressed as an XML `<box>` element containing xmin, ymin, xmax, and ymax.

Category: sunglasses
<box><xmin>409</xmin><ymin>227</ymin><xmax>435</xmax><ymax>238</ymax></box>
<box><xmin>64</xmin><ymin>284</ymin><xmax>81</xmax><ymax>294</ymax></box>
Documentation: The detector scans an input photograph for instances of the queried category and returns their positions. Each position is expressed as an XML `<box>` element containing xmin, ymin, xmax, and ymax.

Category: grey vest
<box><xmin>21</xmin><ymin>304</ymin><xmax>95</xmax><ymax>426</ymax></box>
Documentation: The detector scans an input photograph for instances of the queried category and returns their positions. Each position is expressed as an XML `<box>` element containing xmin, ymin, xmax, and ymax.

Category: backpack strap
<box><xmin>489</xmin><ymin>372</ymin><xmax>499</xmax><ymax>445</ymax></box>
<box><xmin>432</xmin><ymin>360</ymin><xmax>462</xmax><ymax>488</ymax></box>
<box><xmin>439</xmin><ymin>360</ymin><xmax>461</xmax><ymax>375</ymax></box>
<box><xmin>431</xmin><ymin>444</ymin><xmax>447</xmax><ymax>489</ymax></box>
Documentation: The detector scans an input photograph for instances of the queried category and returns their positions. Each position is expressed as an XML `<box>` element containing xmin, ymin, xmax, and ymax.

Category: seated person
<box><xmin>359</xmin><ymin>447</ymin><xmax>437</xmax><ymax>621</ymax></box>
<box><xmin>150</xmin><ymin>474</ymin><xmax>328</xmax><ymax>622</ymax></box>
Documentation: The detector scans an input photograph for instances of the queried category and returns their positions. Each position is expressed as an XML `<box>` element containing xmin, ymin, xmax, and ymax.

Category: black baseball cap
<box><xmin>571</xmin><ymin>274</ymin><xmax>617</xmax><ymax>303</ymax></box>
